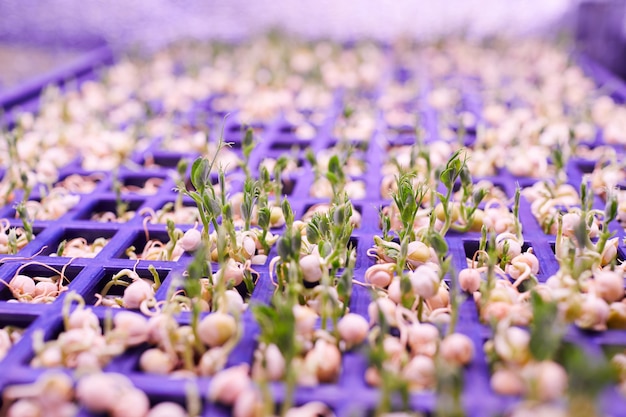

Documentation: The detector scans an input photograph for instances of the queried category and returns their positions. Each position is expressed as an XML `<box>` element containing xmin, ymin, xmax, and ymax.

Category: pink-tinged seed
<box><xmin>67</xmin><ymin>308</ymin><xmax>100</xmax><ymax>330</ymax></box>
<box><xmin>264</xmin><ymin>343</ymin><xmax>286</xmax><ymax>381</ymax></box>
<box><xmin>208</xmin><ymin>364</ymin><xmax>251</xmax><ymax>405</ymax></box>
<box><xmin>594</xmin><ymin>269</ymin><xmax>624</xmax><ymax>303</ymax></box>
<box><xmin>223</xmin><ymin>289</ymin><xmax>245</xmax><ymax>314</ymax></box>
<box><xmin>337</xmin><ymin>313</ymin><xmax>369</xmax><ymax>346</ymax></box>
<box><xmin>74</xmin><ymin>351</ymin><xmax>101</xmax><ymax>370</ymax></box>
<box><xmin>496</xmin><ymin>238</ymin><xmax>522</xmax><ymax>259</ymax></box>
<box><xmin>427</xmin><ymin>284</ymin><xmax>449</xmax><ymax>310</ymax></box>
<box><xmin>511</xmin><ymin>252</ymin><xmax>539</xmax><ymax>275</ymax></box>
<box><xmin>76</xmin><ymin>373</ymin><xmax>128</xmax><ymax>412</ymax></box>
<box><xmin>304</xmin><ymin>339</ymin><xmax>341</xmax><ymax>383</ymax></box>
<box><xmin>458</xmin><ymin>268</ymin><xmax>481</xmax><ymax>293</ymax></box>
<box><xmin>233</xmin><ymin>388</ymin><xmax>263</xmax><ymax>417</ymax></box>
<box><xmin>198</xmin><ymin>312</ymin><xmax>237</xmax><ymax>347</ymax></box>
<box><xmin>383</xmin><ymin>336</ymin><xmax>406</xmax><ymax>361</ymax></box>
<box><xmin>491</xmin><ymin>368</ymin><xmax>525</xmax><ymax>396</ymax></box>
<box><xmin>123</xmin><ymin>279</ymin><xmax>154</xmax><ymax>309</ymax></box>
<box><xmin>293</xmin><ymin>304</ymin><xmax>318</xmax><ymax>336</ymax></box>
<box><xmin>300</xmin><ymin>254</ymin><xmax>323</xmax><ymax>283</ymax></box>
<box><xmin>241</xmin><ymin>236</ymin><xmax>256</xmax><ymax>259</ymax></box>
<box><xmin>146</xmin><ymin>314</ymin><xmax>175</xmax><ymax>345</ymax></box>
<box><xmin>50</xmin><ymin>403</ymin><xmax>78</xmax><ymax>417</ymax></box>
<box><xmin>38</xmin><ymin>372</ymin><xmax>74</xmax><ymax>407</ymax></box>
<box><xmin>575</xmin><ymin>295</ymin><xmax>610</xmax><ymax>331</ymax></box>
<box><xmin>218</xmin><ymin>259</ymin><xmax>246</xmax><ymax>286</ymax></box>
<box><xmin>113</xmin><ymin>311</ymin><xmax>149</xmax><ymax>346</ymax></box>
<box><xmin>284</xmin><ymin>402</ymin><xmax>334</xmax><ymax>417</ymax></box>
<box><xmin>410</xmin><ymin>265</ymin><xmax>439</xmax><ymax>299</ymax></box>
<box><xmin>407</xmin><ymin>324</ymin><xmax>439</xmax><ymax>357</ymax></box>
<box><xmin>34</xmin><ymin>281</ymin><xmax>58</xmax><ymax>298</ymax></box>
<box><xmin>365</xmin><ymin>366</ymin><xmax>381</xmax><ymax>386</ymax></box>
<box><xmin>364</xmin><ymin>263</ymin><xmax>394</xmax><ymax>288</ymax></box>
<box><xmin>439</xmin><ymin>333</ymin><xmax>474</xmax><ymax>366</ymax></box>
<box><xmin>198</xmin><ymin>347</ymin><xmax>227</xmax><ymax>376</ymax></box>
<box><xmin>140</xmin><ymin>348</ymin><xmax>176</xmax><ymax>374</ymax></box>
<box><xmin>387</xmin><ymin>278</ymin><xmax>401</xmax><ymax>303</ymax></box>
<box><xmin>36</xmin><ymin>345</ymin><xmax>63</xmax><ymax>368</ymax></box>
<box><xmin>367</xmin><ymin>297</ymin><xmax>397</xmax><ymax>327</ymax></box>
<box><xmin>560</xmin><ymin>212</ymin><xmax>581</xmax><ymax>238</ymax></box>
<box><xmin>534</xmin><ymin>361</ymin><xmax>568</xmax><ymax>402</ymax></box>
<box><xmin>10</xmin><ymin>275</ymin><xmax>36</xmax><ymax>296</ymax></box>
<box><xmin>179</xmin><ymin>228</ymin><xmax>202</xmax><ymax>252</ymax></box>
<box><xmin>406</xmin><ymin>240</ymin><xmax>431</xmax><ymax>267</ymax></box>
<box><xmin>402</xmin><ymin>355</ymin><xmax>436</xmax><ymax>388</ymax></box>
<box><xmin>110</xmin><ymin>388</ymin><xmax>150</xmax><ymax>417</ymax></box>
<box><xmin>7</xmin><ymin>399</ymin><xmax>40</xmax><ymax>417</ymax></box>
<box><xmin>147</xmin><ymin>402</ymin><xmax>188</xmax><ymax>417</ymax></box>
<box><xmin>494</xmin><ymin>327</ymin><xmax>530</xmax><ymax>365</ymax></box>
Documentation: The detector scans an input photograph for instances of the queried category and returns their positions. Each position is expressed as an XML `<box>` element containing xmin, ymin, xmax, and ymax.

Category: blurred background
<box><xmin>0</xmin><ymin>0</ymin><xmax>623</xmax><ymax>89</ymax></box>
<box><xmin>0</xmin><ymin>0</ymin><xmax>574</xmax><ymax>48</ymax></box>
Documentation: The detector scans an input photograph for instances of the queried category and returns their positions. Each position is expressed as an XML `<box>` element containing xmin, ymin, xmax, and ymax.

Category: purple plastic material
<box><xmin>576</xmin><ymin>1</ymin><xmax>626</xmax><ymax>82</ymax></box>
<box><xmin>0</xmin><ymin>44</ymin><xmax>113</xmax><ymax>123</ymax></box>
<box><xmin>0</xmin><ymin>49</ymin><xmax>626</xmax><ymax>417</ymax></box>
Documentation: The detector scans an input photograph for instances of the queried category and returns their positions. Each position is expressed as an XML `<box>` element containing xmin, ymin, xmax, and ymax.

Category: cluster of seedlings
<box><xmin>1</xmin><ymin>34</ymin><xmax>626</xmax><ymax>417</ymax></box>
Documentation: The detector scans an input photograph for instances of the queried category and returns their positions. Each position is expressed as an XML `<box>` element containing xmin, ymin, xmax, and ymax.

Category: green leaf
<box><xmin>203</xmin><ymin>195</ymin><xmax>221</xmax><ymax>218</ymax></box>
<box><xmin>440</xmin><ymin>168</ymin><xmax>454</xmax><ymax>188</ymax></box>
<box><xmin>186</xmin><ymin>244</ymin><xmax>209</xmax><ymax>283</ymax></box>
<box><xmin>325</xmin><ymin>171</ymin><xmax>339</xmax><ymax>186</ymax></box>
<box><xmin>306</xmin><ymin>222</ymin><xmax>320</xmax><ymax>245</ymax></box>
<box><xmin>333</xmin><ymin>206</ymin><xmax>345</xmax><ymax>225</ymax></box>
<box><xmin>319</xmin><ymin>216</ymin><xmax>330</xmax><ymax>236</ymax></box>
<box><xmin>282</xmin><ymin>198</ymin><xmax>293</xmax><ymax>225</ymax></box>
<box><xmin>459</xmin><ymin>164</ymin><xmax>472</xmax><ymax>187</ymax></box>
<box><xmin>342</xmin><ymin>105</ymin><xmax>354</xmax><ymax>119</ymax></box>
<box><xmin>472</xmin><ymin>188</ymin><xmax>488</xmax><ymax>206</ymax></box>
<box><xmin>429</xmin><ymin>233</ymin><xmax>449</xmax><ymax>254</ymax></box>
<box><xmin>381</xmin><ymin>212</ymin><xmax>391</xmax><ymax>239</ymax></box>
<box><xmin>451</xmin><ymin>158</ymin><xmax>461</xmax><ymax>176</ymax></box>
<box><xmin>328</xmin><ymin>155</ymin><xmax>342</xmax><ymax>178</ymax></box>
<box><xmin>277</xmin><ymin>237</ymin><xmax>291</xmax><ymax>261</ymax></box>
<box><xmin>305</xmin><ymin>148</ymin><xmax>317</xmax><ymax>168</ymax></box>
<box><xmin>257</xmin><ymin>206</ymin><xmax>271</xmax><ymax>230</ymax></box>
<box><xmin>56</xmin><ymin>240</ymin><xmax>67</xmax><ymax>257</ymax></box>
<box><xmin>184</xmin><ymin>274</ymin><xmax>202</xmax><ymax>300</ymax></box>
<box><xmin>176</xmin><ymin>158</ymin><xmax>189</xmax><ymax>178</ymax></box>
<box><xmin>291</xmin><ymin>231</ymin><xmax>302</xmax><ymax>256</ymax></box>
<box><xmin>557</xmin><ymin>343</ymin><xmax>617</xmax><ymax>397</ymax></box>
<box><xmin>573</xmin><ymin>215</ymin><xmax>589</xmax><ymax>249</ymax></box>
<box><xmin>552</xmin><ymin>146</ymin><xmax>564</xmax><ymax>170</ymax></box>
<box><xmin>191</xmin><ymin>157</ymin><xmax>208</xmax><ymax>192</ymax></box>
<box><xmin>252</xmin><ymin>297</ymin><xmax>296</xmax><ymax>361</ymax></box>
<box><xmin>260</xmin><ymin>166</ymin><xmax>271</xmax><ymax>185</ymax></box>
<box><xmin>243</xmin><ymin>127</ymin><xmax>254</xmax><ymax>155</ymax></box>
<box><xmin>223</xmin><ymin>203</ymin><xmax>232</xmax><ymax>219</ymax></box>
<box><xmin>241</xmin><ymin>200</ymin><xmax>252</xmax><ymax>222</ymax></box>
<box><xmin>166</xmin><ymin>219</ymin><xmax>176</xmax><ymax>235</ymax></box>
<box><xmin>319</xmin><ymin>241</ymin><xmax>332</xmax><ymax>258</ymax></box>
<box><xmin>606</xmin><ymin>193</ymin><xmax>618</xmax><ymax>223</ymax></box>
<box><xmin>243</xmin><ymin>271</ymin><xmax>255</xmax><ymax>295</ymax></box>
<box><xmin>275</xmin><ymin>156</ymin><xmax>289</xmax><ymax>174</ymax></box>
<box><xmin>529</xmin><ymin>291</ymin><xmax>561</xmax><ymax>361</ymax></box>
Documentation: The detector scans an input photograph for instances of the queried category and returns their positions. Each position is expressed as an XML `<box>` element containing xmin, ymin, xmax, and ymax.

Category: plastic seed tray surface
<box><xmin>1</xmin><ymin>39</ymin><xmax>626</xmax><ymax>417</ymax></box>
<box><xmin>0</xmin><ymin>44</ymin><xmax>113</xmax><ymax>120</ymax></box>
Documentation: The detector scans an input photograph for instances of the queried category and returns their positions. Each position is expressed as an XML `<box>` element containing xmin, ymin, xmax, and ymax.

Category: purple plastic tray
<box><xmin>0</xmin><ymin>45</ymin><xmax>625</xmax><ymax>417</ymax></box>
<box><xmin>0</xmin><ymin>44</ymin><xmax>113</xmax><ymax>123</ymax></box>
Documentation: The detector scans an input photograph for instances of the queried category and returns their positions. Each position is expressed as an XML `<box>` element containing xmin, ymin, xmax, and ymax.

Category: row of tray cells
<box><xmin>3</xmin><ymin>152</ymin><xmax>621</xmax><ymax>219</ymax></box>
<box><xmin>0</xmin><ymin>232</ymin><xmax>615</xmax><ymax>310</ymax></box>
<box><xmin>1</xmin><ymin>291</ymin><xmax>626</xmax><ymax>417</ymax></box>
